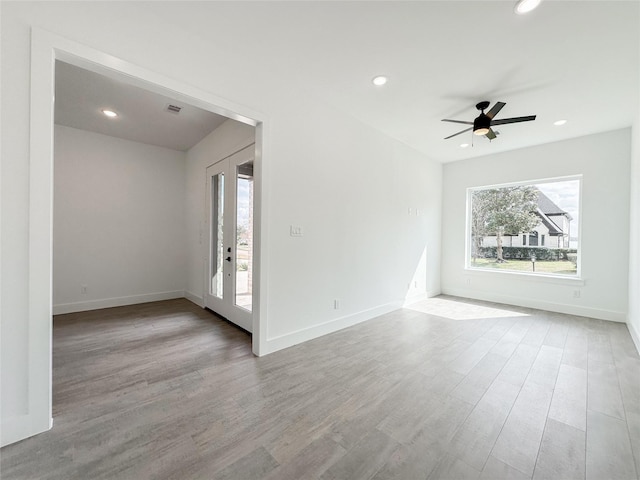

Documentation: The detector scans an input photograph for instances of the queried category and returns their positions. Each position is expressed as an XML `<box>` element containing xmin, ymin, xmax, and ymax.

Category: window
<box><xmin>468</xmin><ymin>176</ymin><xmax>581</xmax><ymax>276</ymax></box>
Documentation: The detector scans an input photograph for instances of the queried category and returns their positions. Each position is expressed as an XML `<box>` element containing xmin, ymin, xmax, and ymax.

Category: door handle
<box><xmin>226</xmin><ymin>256</ymin><xmax>231</xmax><ymax>262</ymax></box>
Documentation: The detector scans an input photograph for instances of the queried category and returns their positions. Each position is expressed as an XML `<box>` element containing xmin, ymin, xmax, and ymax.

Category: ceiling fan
<box><xmin>442</xmin><ymin>101</ymin><xmax>536</xmax><ymax>140</ymax></box>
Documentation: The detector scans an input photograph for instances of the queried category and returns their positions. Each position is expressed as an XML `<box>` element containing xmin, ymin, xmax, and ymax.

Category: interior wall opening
<box><xmin>52</xmin><ymin>57</ymin><xmax>259</xmax><ymax>417</ymax></box>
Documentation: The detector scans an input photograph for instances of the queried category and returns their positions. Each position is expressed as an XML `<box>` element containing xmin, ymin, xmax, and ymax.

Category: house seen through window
<box><xmin>468</xmin><ymin>177</ymin><xmax>581</xmax><ymax>276</ymax></box>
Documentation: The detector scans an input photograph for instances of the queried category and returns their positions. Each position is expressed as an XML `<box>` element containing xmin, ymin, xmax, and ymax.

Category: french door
<box><xmin>205</xmin><ymin>145</ymin><xmax>254</xmax><ymax>332</ymax></box>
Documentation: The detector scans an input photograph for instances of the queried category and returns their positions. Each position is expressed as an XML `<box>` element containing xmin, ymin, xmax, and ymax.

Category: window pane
<box><xmin>235</xmin><ymin>161</ymin><xmax>253</xmax><ymax>311</ymax></box>
<box><xmin>211</xmin><ymin>173</ymin><xmax>224</xmax><ymax>298</ymax></box>
<box><xmin>469</xmin><ymin>178</ymin><xmax>580</xmax><ymax>276</ymax></box>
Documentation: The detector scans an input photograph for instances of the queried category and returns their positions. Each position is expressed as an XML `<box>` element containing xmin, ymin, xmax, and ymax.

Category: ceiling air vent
<box><xmin>166</xmin><ymin>104</ymin><xmax>182</xmax><ymax>114</ymax></box>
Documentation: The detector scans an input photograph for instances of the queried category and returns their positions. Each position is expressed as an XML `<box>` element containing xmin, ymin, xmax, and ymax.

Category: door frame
<box><xmin>24</xmin><ymin>28</ymin><xmax>269</xmax><ymax>443</ymax></box>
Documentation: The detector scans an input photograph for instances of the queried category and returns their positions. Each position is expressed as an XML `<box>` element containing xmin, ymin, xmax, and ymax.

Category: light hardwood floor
<box><xmin>1</xmin><ymin>296</ymin><xmax>639</xmax><ymax>479</ymax></box>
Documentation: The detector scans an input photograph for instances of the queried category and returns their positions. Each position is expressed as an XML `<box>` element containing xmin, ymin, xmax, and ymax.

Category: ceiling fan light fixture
<box><xmin>473</xmin><ymin>114</ymin><xmax>491</xmax><ymax>136</ymax></box>
<box><xmin>514</xmin><ymin>0</ymin><xmax>542</xmax><ymax>15</ymax></box>
<box><xmin>554</xmin><ymin>119</ymin><xmax>567</xmax><ymax>126</ymax></box>
<box><xmin>102</xmin><ymin>109</ymin><xmax>118</xmax><ymax>118</ymax></box>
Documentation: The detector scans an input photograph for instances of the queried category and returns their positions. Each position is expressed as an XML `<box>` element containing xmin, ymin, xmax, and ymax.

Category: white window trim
<box><xmin>465</xmin><ymin>175</ymin><xmax>583</xmax><ymax>279</ymax></box>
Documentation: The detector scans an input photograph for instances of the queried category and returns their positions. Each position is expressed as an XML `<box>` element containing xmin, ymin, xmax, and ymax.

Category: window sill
<box><xmin>464</xmin><ymin>267</ymin><xmax>585</xmax><ymax>286</ymax></box>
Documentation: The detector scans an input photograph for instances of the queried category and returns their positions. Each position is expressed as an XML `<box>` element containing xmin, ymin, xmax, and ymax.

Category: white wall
<box><xmin>1</xmin><ymin>2</ymin><xmax>442</xmax><ymax>445</ymax></box>
<box><xmin>260</xmin><ymin>105</ymin><xmax>442</xmax><ymax>345</ymax></box>
<box><xmin>442</xmin><ymin>129</ymin><xmax>631</xmax><ymax>322</ymax></box>
<box><xmin>184</xmin><ymin>119</ymin><xmax>256</xmax><ymax>305</ymax></box>
<box><xmin>53</xmin><ymin>125</ymin><xmax>187</xmax><ymax>314</ymax></box>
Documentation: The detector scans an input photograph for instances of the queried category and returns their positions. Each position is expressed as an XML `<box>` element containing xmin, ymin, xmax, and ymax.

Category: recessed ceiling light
<box><xmin>514</xmin><ymin>0</ymin><xmax>542</xmax><ymax>15</ymax></box>
<box><xmin>372</xmin><ymin>76</ymin><xmax>388</xmax><ymax>86</ymax></box>
<box><xmin>554</xmin><ymin>119</ymin><xmax>567</xmax><ymax>126</ymax></box>
<box><xmin>102</xmin><ymin>109</ymin><xmax>118</xmax><ymax>118</ymax></box>
<box><xmin>460</xmin><ymin>143</ymin><xmax>469</xmax><ymax>148</ymax></box>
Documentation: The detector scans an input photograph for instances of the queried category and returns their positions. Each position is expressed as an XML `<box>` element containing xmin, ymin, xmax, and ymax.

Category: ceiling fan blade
<box><xmin>491</xmin><ymin>115</ymin><xmax>536</xmax><ymax>126</ymax></box>
<box><xmin>486</xmin><ymin>101</ymin><xmax>506</xmax><ymax>119</ymax></box>
<box><xmin>444</xmin><ymin>127</ymin><xmax>472</xmax><ymax>139</ymax></box>
<box><xmin>485</xmin><ymin>128</ymin><xmax>497</xmax><ymax>140</ymax></box>
<box><xmin>442</xmin><ymin>119</ymin><xmax>474</xmax><ymax>125</ymax></box>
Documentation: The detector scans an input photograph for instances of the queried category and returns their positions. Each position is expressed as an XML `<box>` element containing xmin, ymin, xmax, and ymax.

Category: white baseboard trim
<box><xmin>441</xmin><ymin>288</ymin><xmax>627</xmax><ymax>323</ymax></box>
<box><xmin>1</xmin><ymin>413</ymin><xmax>51</xmax><ymax>448</ymax></box>
<box><xmin>628</xmin><ymin>321</ymin><xmax>640</xmax><ymax>355</ymax></box>
<box><xmin>264</xmin><ymin>301</ymin><xmax>403</xmax><ymax>355</ymax></box>
<box><xmin>184</xmin><ymin>291</ymin><xmax>204</xmax><ymax>308</ymax></box>
<box><xmin>53</xmin><ymin>291</ymin><xmax>185</xmax><ymax>315</ymax></box>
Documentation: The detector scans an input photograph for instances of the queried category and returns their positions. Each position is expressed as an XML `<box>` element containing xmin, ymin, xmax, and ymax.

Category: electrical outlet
<box><xmin>465</xmin><ymin>278</ymin><xmax>471</xmax><ymax>286</ymax></box>
<box><xmin>81</xmin><ymin>285</ymin><xmax>88</xmax><ymax>295</ymax></box>
<box><xmin>573</xmin><ymin>289</ymin><xmax>581</xmax><ymax>299</ymax></box>
<box><xmin>333</xmin><ymin>299</ymin><xmax>340</xmax><ymax>310</ymax></box>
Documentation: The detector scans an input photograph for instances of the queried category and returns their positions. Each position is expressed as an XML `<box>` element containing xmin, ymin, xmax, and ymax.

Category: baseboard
<box><xmin>263</xmin><ymin>300</ymin><xmax>403</xmax><ymax>355</ymax></box>
<box><xmin>628</xmin><ymin>320</ymin><xmax>640</xmax><ymax>355</ymax></box>
<box><xmin>441</xmin><ymin>287</ymin><xmax>627</xmax><ymax>323</ymax></box>
<box><xmin>184</xmin><ymin>291</ymin><xmax>204</xmax><ymax>308</ymax></box>
<box><xmin>53</xmin><ymin>291</ymin><xmax>185</xmax><ymax>315</ymax></box>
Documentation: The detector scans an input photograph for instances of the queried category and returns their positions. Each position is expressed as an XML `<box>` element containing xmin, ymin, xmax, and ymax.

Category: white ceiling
<box><xmin>55</xmin><ymin>61</ymin><xmax>228</xmax><ymax>151</ymax></box>
<box><xmin>55</xmin><ymin>1</ymin><xmax>639</xmax><ymax>162</ymax></box>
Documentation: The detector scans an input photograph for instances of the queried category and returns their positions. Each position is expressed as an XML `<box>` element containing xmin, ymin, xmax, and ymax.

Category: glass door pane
<box><xmin>210</xmin><ymin>173</ymin><xmax>224</xmax><ymax>299</ymax></box>
<box><xmin>235</xmin><ymin>161</ymin><xmax>253</xmax><ymax>311</ymax></box>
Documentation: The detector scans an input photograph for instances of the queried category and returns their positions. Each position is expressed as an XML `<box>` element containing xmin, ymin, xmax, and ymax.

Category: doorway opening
<box><xmin>20</xmin><ymin>27</ymin><xmax>267</xmax><ymax>446</ymax></box>
<box><xmin>27</xmin><ymin>30</ymin><xmax>267</xmax><ymax>441</ymax></box>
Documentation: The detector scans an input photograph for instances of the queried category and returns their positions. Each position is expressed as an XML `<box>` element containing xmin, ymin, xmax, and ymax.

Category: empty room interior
<box><xmin>1</xmin><ymin>1</ymin><xmax>639</xmax><ymax>479</ymax></box>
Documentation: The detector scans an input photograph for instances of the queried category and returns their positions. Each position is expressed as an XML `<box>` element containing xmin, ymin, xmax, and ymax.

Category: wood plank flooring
<box><xmin>1</xmin><ymin>296</ymin><xmax>639</xmax><ymax>479</ymax></box>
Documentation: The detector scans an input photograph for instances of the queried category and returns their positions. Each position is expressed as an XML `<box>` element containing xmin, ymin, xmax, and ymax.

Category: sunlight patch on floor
<box><xmin>406</xmin><ymin>296</ymin><xmax>530</xmax><ymax>321</ymax></box>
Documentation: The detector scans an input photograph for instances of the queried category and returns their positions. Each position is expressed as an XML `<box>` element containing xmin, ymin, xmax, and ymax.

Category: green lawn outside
<box><xmin>470</xmin><ymin>258</ymin><xmax>577</xmax><ymax>275</ymax></box>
